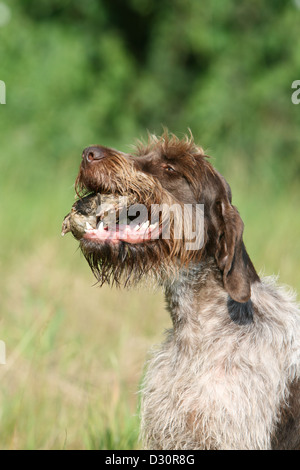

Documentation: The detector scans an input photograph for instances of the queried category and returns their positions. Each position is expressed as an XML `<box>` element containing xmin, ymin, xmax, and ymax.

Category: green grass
<box><xmin>0</xmin><ymin>229</ymin><xmax>168</xmax><ymax>449</ymax></box>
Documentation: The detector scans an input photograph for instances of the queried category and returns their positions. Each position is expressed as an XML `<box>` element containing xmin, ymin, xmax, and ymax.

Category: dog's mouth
<box><xmin>62</xmin><ymin>192</ymin><xmax>161</xmax><ymax>245</ymax></box>
<box><xmin>85</xmin><ymin>219</ymin><xmax>159</xmax><ymax>245</ymax></box>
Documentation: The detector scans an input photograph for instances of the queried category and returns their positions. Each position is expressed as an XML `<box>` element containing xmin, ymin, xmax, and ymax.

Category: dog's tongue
<box><xmin>83</xmin><ymin>223</ymin><xmax>159</xmax><ymax>244</ymax></box>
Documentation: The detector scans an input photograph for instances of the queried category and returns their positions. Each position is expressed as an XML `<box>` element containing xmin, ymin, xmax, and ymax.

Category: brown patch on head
<box><xmin>133</xmin><ymin>131</ymin><xmax>214</xmax><ymax>202</ymax></box>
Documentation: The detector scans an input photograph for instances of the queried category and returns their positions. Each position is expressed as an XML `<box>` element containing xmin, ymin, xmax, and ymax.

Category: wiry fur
<box><xmin>68</xmin><ymin>131</ymin><xmax>300</xmax><ymax>450</ymax></box>
<box><xmin>141</xmin><ymin>264</ymin><xmax>300</xmax><ymax>450</ymax></box>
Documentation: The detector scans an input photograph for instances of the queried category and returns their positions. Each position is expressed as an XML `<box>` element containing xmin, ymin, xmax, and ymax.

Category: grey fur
<box><xmin>140</xmin><ymin>260</ymin><xmax>300</xmax><ymax>450</ymax></box>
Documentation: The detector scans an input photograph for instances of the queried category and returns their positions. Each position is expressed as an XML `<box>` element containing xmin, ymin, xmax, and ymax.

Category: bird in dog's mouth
<box><xmin>62</xmin><ymin>192</ymin><xmax>161</xmax><ymax>245</ymax></box>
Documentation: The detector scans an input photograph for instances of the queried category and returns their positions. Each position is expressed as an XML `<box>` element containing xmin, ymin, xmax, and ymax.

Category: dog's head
<box><xmin>65</xmin><ymin>132</ymin><xmax>259</xmax><ymax>324</ymax></box>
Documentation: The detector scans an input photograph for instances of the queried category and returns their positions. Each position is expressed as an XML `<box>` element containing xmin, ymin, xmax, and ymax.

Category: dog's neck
<box><xmin>164</xmin><ymin>258</ymin><xmax>226</xmax><ymax>344</ymax></box>
<box><xmin>164</xmin><ymin>257</ymin><xmax>257</xmax><ymax>350</ymax></box>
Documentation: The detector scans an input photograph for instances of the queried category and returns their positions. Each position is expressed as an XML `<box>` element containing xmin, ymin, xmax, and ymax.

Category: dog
<box><xmin>63</xmin><ymin>131</ymin><xmax>300</xmax><ymax>449</ymax></box>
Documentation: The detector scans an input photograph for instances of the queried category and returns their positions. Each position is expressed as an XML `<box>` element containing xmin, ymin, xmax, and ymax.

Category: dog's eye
<box><xmin>163</xmin><ymin>164</ymin><xmax>176</xmax><ymax>173</ymax></box>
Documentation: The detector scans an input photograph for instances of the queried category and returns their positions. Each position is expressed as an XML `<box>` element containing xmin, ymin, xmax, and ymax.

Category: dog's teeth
<box><xmin>141</xmin><ymin>221</ymin><xmax>150</xmax><ymax>231</ymax></box>
<box><xmin>86</xmin><ymin>222</ymin><xmax>93</xmax><ymax>230</ymax></box>
<box><xmin>150</xmin><ymin>222</ymin><xmax>158</xmax><ymax>229</ymax></box>
<box><xmin>98</xmin><ymin>221</ymin><xmax>104</xmax><ymax>230</ymax></box>
<box><xmin>134</xmin><ymin>224</ymin><xmax>140</xmax><ymax>231</ymax></box>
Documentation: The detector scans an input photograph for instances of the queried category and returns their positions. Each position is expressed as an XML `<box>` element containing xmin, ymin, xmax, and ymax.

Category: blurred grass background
<box><xmin>0</xmin><ymin>0</ymin><xmax>299</xmax><ymax>449</ymax></box>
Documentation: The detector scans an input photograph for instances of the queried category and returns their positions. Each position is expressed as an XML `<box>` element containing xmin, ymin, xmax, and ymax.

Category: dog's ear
<box><xmin>214</xmin><ymin>200</ymin><xmax>258</xmax><ymax>309</ymax></box>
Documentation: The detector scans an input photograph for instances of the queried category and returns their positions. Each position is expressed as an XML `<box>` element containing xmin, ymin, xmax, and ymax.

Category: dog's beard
<box><xmin>80</xmin><ymin>237</ymin><xmax>174</xmax><ymax>287</ymax></box>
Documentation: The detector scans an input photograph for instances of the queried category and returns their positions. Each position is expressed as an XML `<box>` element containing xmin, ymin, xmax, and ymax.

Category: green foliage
<box><xmin>2</xmin><ymin>0</ymin><xmax>300</xmax><ymax>158</ymax></box>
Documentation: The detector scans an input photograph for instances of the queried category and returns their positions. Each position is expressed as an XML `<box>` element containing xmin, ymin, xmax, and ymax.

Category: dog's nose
<box><xmin>82</xmin><ymin>146</ymin><xmax>106</xmax><ymax>163</ymax></box>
